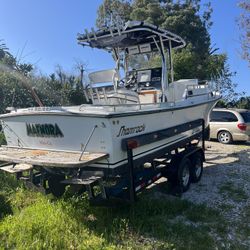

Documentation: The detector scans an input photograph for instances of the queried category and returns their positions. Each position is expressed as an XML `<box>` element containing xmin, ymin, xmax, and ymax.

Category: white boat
<box><xmin>0</xmin><ymin>21</ymin><xmax>220</xmax><ymax>174</ymax></box>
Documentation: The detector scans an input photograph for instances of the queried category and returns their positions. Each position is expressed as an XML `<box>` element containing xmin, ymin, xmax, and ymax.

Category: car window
<box><xmin>240</xmin><ymin>112</ymin><xmax>250</xmax><ymax>123</ymax></box>
<box><xmin>210</xmin><ymin>111</ymin><xmax>238</xmax><ymax>122</ymax></box>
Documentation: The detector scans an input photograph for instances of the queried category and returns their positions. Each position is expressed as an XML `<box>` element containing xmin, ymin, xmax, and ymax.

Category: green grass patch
<box><xmin>184</xmin><ymin>203</ymin><xmax>221</xmax><ymax>223</ymax></box>
<box><xmin>0</xmin><ymin>194</ymin><xmax>12</xmax><ymax>219</ymax></box>
<box><xmin>0</xmin><ymin>193</ymin><xmax>115</xmax><ymax>250</ymax></box>
<box><xmin>217</xmin><ymin>203</ymin><xmax>234</xmax><ymax>212</ymax></box>
<box><xmin>236</xmin><ymin>205</ymin><xmax>250</xmax><ymax>239</ymax></box>
<box><xmin>219</xmin><ymin>181</ymin><xmax>248</xmax><ymax>202</ymax></box>
<box><xmin>0</xmin><ymin>174</ymin><xmax>232</xmax><ymax>250</ymax></box>
<box><xmin>0</xmin><ymin>171</ymin><xmax>20</xmax><ymax>192</ymax></box>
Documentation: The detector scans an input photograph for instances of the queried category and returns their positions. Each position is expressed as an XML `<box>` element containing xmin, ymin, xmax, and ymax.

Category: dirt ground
<box><xmin>182</xmin><ymin>140</ymin><xmax>250</xmax><ymax>248</ymax></box>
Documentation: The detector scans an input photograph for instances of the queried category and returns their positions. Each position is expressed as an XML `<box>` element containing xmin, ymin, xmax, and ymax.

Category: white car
<box><xmin>209</xmin><ymin>108</ymin><xmax>250</xmax><ymax>144</ymax></box>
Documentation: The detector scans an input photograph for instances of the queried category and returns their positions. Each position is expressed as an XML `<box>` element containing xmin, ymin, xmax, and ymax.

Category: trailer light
<box><xmin>237</xmin><ymin>123</ymin><xmax>247</xmax><ymax>131</ymax></box>
<box><xmin>127</xmin><ymin>139</ymin><xmax>139</xmax><ymax>149</ymax></box>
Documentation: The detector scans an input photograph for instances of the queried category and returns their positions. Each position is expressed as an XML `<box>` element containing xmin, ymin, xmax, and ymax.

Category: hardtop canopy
<box><xmin>77</xmin><ymin>21</ymin><xmax>186</xmax><ymax>51</ymax></box>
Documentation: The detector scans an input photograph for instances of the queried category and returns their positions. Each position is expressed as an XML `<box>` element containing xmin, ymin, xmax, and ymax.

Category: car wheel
<box><xmin>217</xmin><ymin>131</ymin><xmax>232</xmax><ymax>144</ymax></box>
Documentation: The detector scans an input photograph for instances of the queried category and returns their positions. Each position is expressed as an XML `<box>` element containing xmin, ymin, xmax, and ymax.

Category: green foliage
<box><xmin>0</xmin><ymin>132</ymin><xmax>6</xmax><ymax>145</ymax></box>
<box><xmin>0</xmin><ymin>71</ymin><xmax>36</xmax><ymax>114</ymax></box>
<box><xmin>0</xmin><ymin>39</ymin><xmax>9</xmax><ymax>60</ymax></box>
<box><xmin>216</xmin><ymin>96</ymin><xmax>250</xmax><ymax>109</ymax></box>
<box><xmin>0</xmin><ymin>42</ymin><xmax>37</xmax><ymax>112</ymax></box>
<box><xmin>172</xmin><ymin>44</ymin><xmax>198</xmax><ymax>80</ymax></box>
<box><xmin>0</xmin><ymin>194</ymin><xmax>12</xmax><ymax>220</ymax></box>
<box><xmin>130</xmin><ymin>0</ymin><xmax>165</xmax><ymax>26</ymax></box>
<box><xmin>0</xmin><ymin>170</ymin><xmax>249</xmax><ymax>249</ymax></box>
<box><xmin>0</xmin><ymin>193</ymin><xmax>114</xmax><ymax>250</ymax></box>
<box><xmin>215</xmin><ymin>99</ymin><xmax>227</xmax><ymax>108</ymax></box>
<box><xmin>96</xmin><ymin>0</ymin><xmax>132</xmax><ymax>28</ymax></box>
<box><xmin>32</xmin><ymin>72</ymin><xmax>87</xmax><ymax>107</ymax></box>
<box><xmin>0</xmin><ymin>41</ymin><xmax>87</xmax><ymax>114</ymax></box>
<box><xmin>0</xmin><ymin>182</ymin><xmax>231</xmax><ymax>250</ymax></box>
<box><xmin>234</xmin><ymin>96</ymin><xmax>250</xmax><ymax>109</ymax></box>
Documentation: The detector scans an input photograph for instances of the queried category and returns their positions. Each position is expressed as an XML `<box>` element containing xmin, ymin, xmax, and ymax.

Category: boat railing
<box><xmin>79</xmin><ymin>101</ymin><xmax>176</xmax><ymax>112</ymax></box>
<box><xmin>184</xmin><ymin>82</ymin><xmax>221</xmax><ymax>99</ymax></box>
<box><xmin>84</xmin><ymin>69</ymin><xmax>134</xmax><ymax>104</ymax></box>
<box><xmin>84</xmin><ymin>86</ymin><xmax>141</xmax><ymax>105</ymax></box>
<box><xmin>186</xmin><ymin>84</ymin><xmax>208</xmax><ymax>90</ymax></box>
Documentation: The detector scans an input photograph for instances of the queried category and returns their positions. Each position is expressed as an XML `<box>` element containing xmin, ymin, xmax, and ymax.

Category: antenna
<box><xmin>11</xmin><ymin>88</ymin><xmax>16</xmax><ymax>107</ymax></box>
<box><xmin>110</xmin><ymin>10</ymin><xmax>113</xmax><ymax>26</ymax></box>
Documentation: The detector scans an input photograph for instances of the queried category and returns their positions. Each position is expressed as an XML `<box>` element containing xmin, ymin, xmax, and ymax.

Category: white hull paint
<box><xmin>0</xmin><ymin>99</ymin><xmax>217</xmax><ymax>169</ymax></box>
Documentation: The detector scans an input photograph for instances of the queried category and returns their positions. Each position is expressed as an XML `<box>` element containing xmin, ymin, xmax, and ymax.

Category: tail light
<box><xmin>127</xmin><ymin>139</ymin><xmax>140</xmax><ymax>149</ymax></box>
<box><xmin>237</xmin><ymin>123</ymin><xmax>247</xmax><ymax>131</ymax></box>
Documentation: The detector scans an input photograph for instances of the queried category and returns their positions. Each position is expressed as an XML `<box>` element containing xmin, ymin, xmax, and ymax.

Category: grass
<box><xmin>0</xmin><ymin>187</ymin><xmax>115</xmax><ymax>250</ymax></box>
<box><xmin>0</xmin><ymin>172</ymin><xmax>234</xmax><ymax>250</ymax></box>
<box><xmin>217</xmin><ymin>203</ymin><xmax>234</xmax><ymax>212</ymax></box>
<box><xmin>219</xmin><ymin>181</ymin><xmax>248</xmax><ymax>202</ymax></box>
<box><xmin>235</xmin><ymin>205</ymin><xmax>250</xmax><ymax>243</ymax></box>
<box><xmin>0</xmin><ymin>192</ymin><xmax>218</xmax><ymax>250</ymax></box>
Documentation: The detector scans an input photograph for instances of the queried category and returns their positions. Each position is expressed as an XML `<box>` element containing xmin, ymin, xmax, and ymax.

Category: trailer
<box><xmin>0</xmin><ymin>119</ymin><xmax>206</xmax><ymax>204</ymax></box>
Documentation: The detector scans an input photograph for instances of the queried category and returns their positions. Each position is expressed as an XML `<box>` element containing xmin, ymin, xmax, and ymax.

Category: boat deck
<box><xmin>0</xmin><ymin>146</ymin><xmax>108</xmax><ymax>168</ymax></box>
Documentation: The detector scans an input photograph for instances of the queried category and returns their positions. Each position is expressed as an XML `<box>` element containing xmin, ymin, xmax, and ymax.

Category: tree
<box><xmin>96</xmin><ymin>0</ymin><xmax>240</xmax><ymax>101</ymax></box>
<box><xmin>130</xmin><ymin>0</ymin><xmax>164</xmax><ymax>26</ymax></box>
<box><xmin>96</xmin><ymin>0</ymin><xmax>132</xmax><ymax>28</ymax></box>
<box><xmin>216</xmin><ymin>96</ymin><xmax>250</xmax><ymax>109</ymax></box>
<box><xmin>0</xmin><ymin>39</ymin><xmax>9</xmax><ymax>60</ymax></box>
<box><xmin>0</xmin><ymin>41</ymin><xmax>37</xmax><ymax>113</ymax></box>
<box><xmin>0</xmin><ymin>72</ymin><xmax>35</xmax><ymax>114</ymax></box>
<box><xmin>0</xmin><ymin>41</ymin><xmax>88</xmax><ymax>114</ymax></box>
<box><xmin>235</xmin><ymin>96</ymin><xmax>250</xmax><ymax>109</ymax></box>
<box><xmin>238</xmin><ymin>1</ymin><xmax>250</xmax><ymax>66</ymax></box>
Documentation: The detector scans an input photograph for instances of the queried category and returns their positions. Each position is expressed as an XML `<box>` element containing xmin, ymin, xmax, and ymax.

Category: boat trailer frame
<box><xmin>0</xmin><ymin>119</ymin><xmax>206</xmax><ymax>204</ymax></box>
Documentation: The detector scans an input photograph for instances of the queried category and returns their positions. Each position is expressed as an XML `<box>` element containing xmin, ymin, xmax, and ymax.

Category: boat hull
<box><xmin>0</xmin><ymin>100</ymin><xmax>217</xmax><ymax>169</ymax></box>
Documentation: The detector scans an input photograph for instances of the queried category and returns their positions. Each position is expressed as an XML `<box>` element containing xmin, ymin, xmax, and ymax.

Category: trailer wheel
<box><xmin>190</xmin><ymin>152</ymin><xmax>203</xmax><ymax>183</ymax></box>
<box><xmin>177</xmin><ymin>158</ymin><xmax>191</xmax><ymax>192</ymax></box>
<box><xmin>48</xmin><ymin>175</ymin><xmax>66</xmax><ymax>197</ymax></box>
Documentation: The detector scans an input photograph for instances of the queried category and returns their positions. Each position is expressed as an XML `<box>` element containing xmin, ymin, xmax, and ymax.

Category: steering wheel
<box><xmin>124</xmin><ymin>72</ymin><xmax>137</xmax><ymax>88</ymax></box>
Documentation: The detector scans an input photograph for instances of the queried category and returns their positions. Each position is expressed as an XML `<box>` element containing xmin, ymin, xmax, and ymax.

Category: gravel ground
<box><xmin>182</xmin><ymin>140</ymin><xmax>250</xmax><ymax>248</ymax></box>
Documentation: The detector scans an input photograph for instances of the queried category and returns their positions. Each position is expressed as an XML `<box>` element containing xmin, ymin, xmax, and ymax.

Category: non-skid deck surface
<box><xmin>0</xmin><ymin>147</ymin><xmax>108</xmax><ymax>168</ymax></box>
<box><xmin>0</xmin><ymin>164</ymin><xmax>33</xmax><ymax>173</ymax></box>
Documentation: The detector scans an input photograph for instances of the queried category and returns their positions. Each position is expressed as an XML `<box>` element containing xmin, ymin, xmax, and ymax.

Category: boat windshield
<box><xmin>127</xmin><ymin>52</ymin><xmax>161</xmax><ymax>71</ymax></box>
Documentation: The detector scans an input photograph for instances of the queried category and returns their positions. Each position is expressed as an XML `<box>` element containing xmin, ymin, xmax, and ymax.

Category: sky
<box><xmin>0</xmin><ymin>0</ymin><xmax>249</xmax><ymax>95</ymax></box>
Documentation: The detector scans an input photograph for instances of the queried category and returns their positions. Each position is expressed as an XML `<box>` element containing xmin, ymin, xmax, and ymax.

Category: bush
<box><xmin>0</xmin><ymin>132</ymin><xmax>6</xmax><ymax>145</ymax></box>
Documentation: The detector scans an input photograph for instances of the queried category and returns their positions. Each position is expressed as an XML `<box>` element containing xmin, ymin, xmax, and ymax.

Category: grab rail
<box><xmin>79</xmin><ymin>125</ymin><xmax>98</xmax><ymax>161</ymax></box>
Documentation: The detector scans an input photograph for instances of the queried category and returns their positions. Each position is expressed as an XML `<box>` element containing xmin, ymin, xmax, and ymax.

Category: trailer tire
<box><xmin>48</xmin><ymin>175</ymin><xmax>66</xmax><ymax>197</ymax></box>
<box><xmin>177</xmin><ymin>158</ymin><xmax>191</xmax><ymax>192</ymax></box>
<box><xmin>190</xmin><ymin>152</ymin><xmax>203</xmax><ymax>183</ymax></box>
